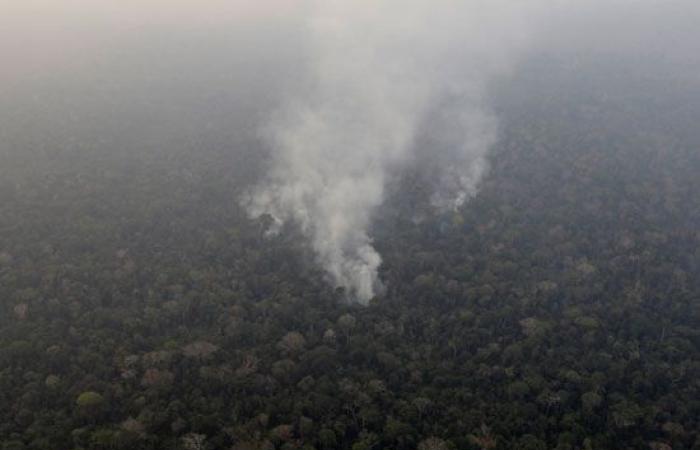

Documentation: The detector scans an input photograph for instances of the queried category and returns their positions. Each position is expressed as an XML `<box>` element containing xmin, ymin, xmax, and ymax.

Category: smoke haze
<box><xmin>2</xmin><ymin>0</ymin><xmax>698</xmax><ymax>303</ymax></box>
<box><xmin>246</xmin><ymin>0</ymin><xmax>543</xmax><ymax>303</ymax></box>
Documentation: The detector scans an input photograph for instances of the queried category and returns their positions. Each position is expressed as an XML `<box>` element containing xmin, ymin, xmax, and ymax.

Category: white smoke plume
<box><xmin>246</xmin><ymin>0</ymin><xmax>544</xmax><ymax>304</ymax></box>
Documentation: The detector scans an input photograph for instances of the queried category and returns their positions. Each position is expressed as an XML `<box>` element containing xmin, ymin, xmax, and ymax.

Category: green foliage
<box><xmin>76</xmin><ymin>392</ymin><xmax>105</xmax><ymax>409</ymax></box>
<box><xmin>2</xmin><ymin>64</ymin><xmax>700</xmax><ymax>450</ymax></box>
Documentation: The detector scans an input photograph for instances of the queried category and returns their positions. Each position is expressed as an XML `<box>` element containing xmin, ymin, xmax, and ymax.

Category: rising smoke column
<box><xmin>246</xmin><ymin>0</ymin><xmax>541</xmax><ymax>304</ymax></box>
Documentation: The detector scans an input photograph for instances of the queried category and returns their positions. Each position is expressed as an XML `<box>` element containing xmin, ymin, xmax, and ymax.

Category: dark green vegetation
<box><xmin>2</xmin><ymin>63</ymin><xmax>700</xmax><ymax>450</ymax></box>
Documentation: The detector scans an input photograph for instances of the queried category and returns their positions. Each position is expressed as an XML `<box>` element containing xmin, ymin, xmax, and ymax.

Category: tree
<box><xmin>182</xmin><ymin>433</ymin><xmax>207</xmax><ymax>450</ymax></box>
<box><xmin>318</xmin><ymin>428</ymin><xmax>337</xmax><ymax>449</ymax></box>
<box><xmin>76</xmin><ymin>391</ymin><xmax>106</xmax><ymax>419</ymax></box>
<box><xmin>278</xmin><ymin>332</ymin><xmax>306</xmax><ymax>355</ymax></box>
<box><xmin>182</xmin><ymin>341</ymin><xmax>219</xmax><ymax>359</ymax></box>
<box><xmin>417</xmin><ymin>437</ymin><xmax>450</xmax><ymax>450</ymax></box>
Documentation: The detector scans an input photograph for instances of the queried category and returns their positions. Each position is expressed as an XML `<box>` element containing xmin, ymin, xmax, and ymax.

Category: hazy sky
<box><xmin>0</xmin><ymin>0</ymin><xmax>305</xmax><ymax>89</ymax></box>
<box><xmin>2</xmin><ymin>0</ymin><xmax>698</xmax><ymax>88</ymax></box>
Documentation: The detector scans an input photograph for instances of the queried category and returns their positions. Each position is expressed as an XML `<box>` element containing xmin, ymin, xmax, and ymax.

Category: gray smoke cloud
<box><xmin>246</xmin><ymin>0</ymin><xmax>544</xmax><ymax>303</ymax></box>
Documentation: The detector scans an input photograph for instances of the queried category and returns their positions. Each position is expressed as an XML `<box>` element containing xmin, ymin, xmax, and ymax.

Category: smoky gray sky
<box><xmin>1</xmin><ymin>1</ymin><xmax>301</xmax><ymax>83</ymax></box>
<box><xmin>2</xmin><ymin>1</ymin><xmax>698</xmax><ymax>93</ymax></box>
<box><xmin>1</xmin><ymin>1</ymin><xmax>697</xmax><ymax>120</ymax></box>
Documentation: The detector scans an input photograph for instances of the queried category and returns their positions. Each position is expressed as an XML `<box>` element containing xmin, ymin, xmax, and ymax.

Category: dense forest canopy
<box><xmin>1</xmin><ymin>1</ymin><xmax>700</xmax><ymax>450</ymax></box>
